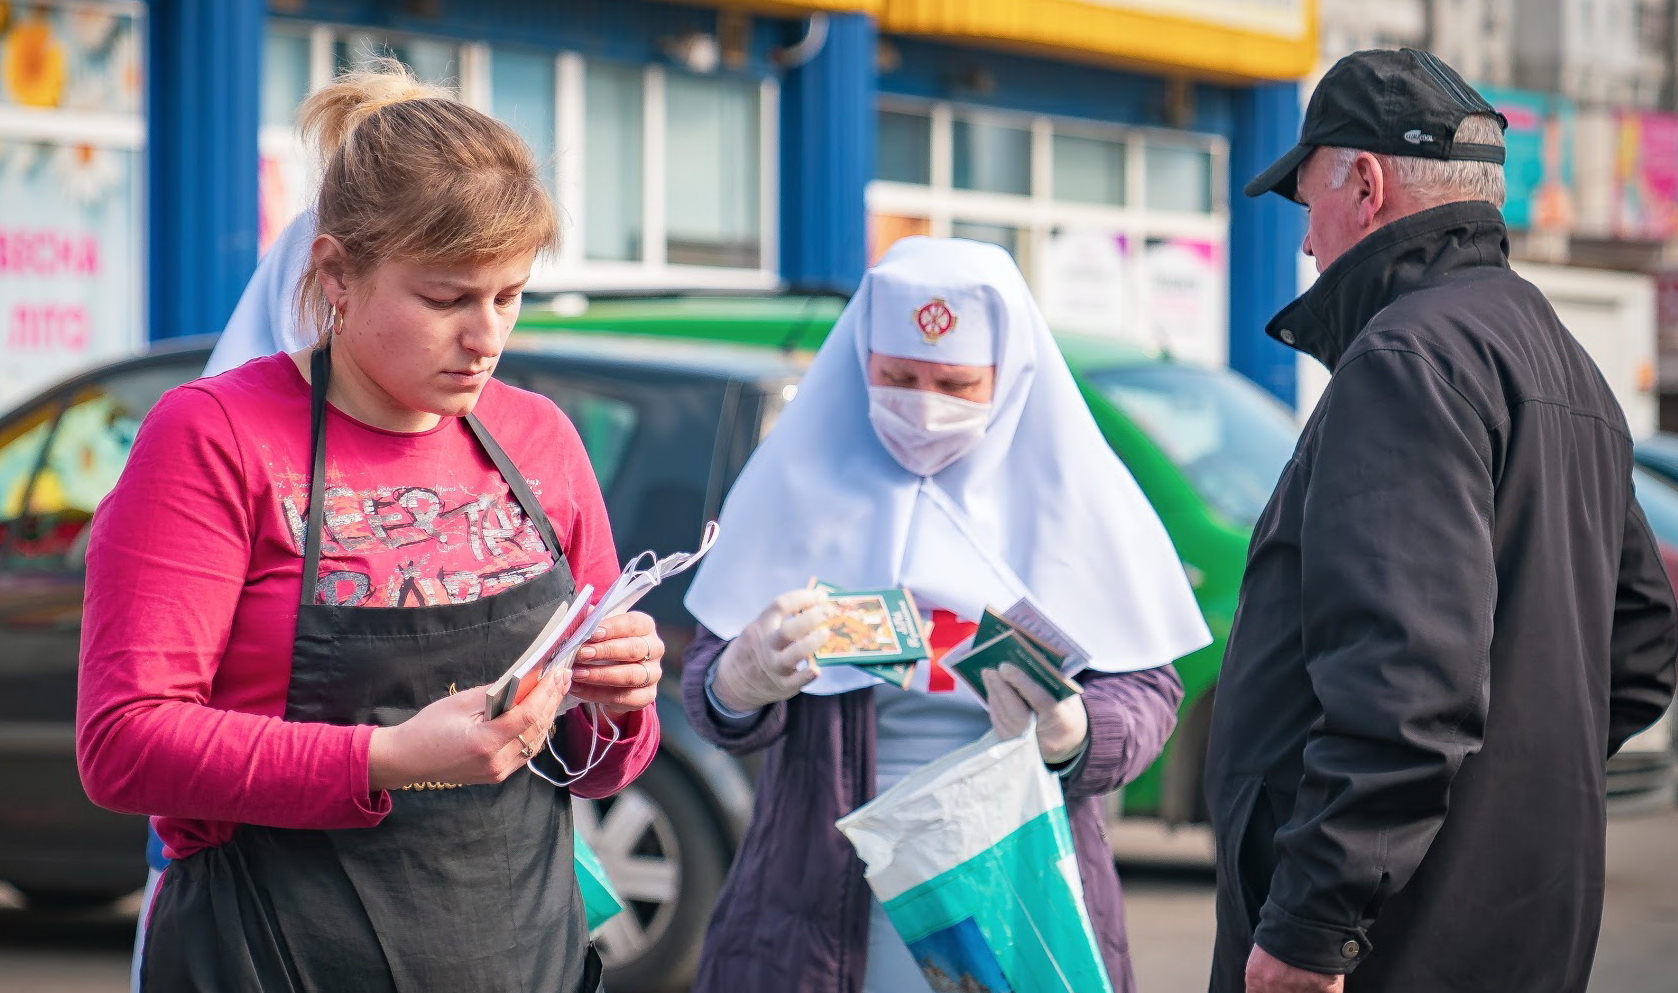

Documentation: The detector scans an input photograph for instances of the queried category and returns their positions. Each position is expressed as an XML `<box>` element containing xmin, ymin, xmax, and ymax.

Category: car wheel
<box><xmin>573</xmin><ymin>753</ymin><xmax>730</xmax><ymax>993</ymax></box>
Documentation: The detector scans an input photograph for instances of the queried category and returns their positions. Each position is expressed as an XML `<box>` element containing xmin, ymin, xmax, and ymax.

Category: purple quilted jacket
<box><xmin>678</xmin><ymin>626</ymin><xmax>1185</xmax><ymax>993</ymax></box>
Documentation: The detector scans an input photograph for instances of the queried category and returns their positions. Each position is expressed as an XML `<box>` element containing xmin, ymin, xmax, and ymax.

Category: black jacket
<box><xmin>1206</xmin><ymin>201</ymin><xmax>1678</xmax><ymax>993</ymax></box>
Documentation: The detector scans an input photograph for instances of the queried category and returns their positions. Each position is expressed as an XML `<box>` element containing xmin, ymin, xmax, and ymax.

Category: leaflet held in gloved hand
<box><xmin>484</xmin><ymin>521</ymin><xmax>720</xmax><ymax>719</ymax></box>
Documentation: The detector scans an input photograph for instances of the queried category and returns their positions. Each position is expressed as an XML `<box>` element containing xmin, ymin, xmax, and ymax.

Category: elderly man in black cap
<box><xmin>1207</xmin><ymin>48</ymin><xmax>1678</xmax><ymax>993</ymax></box>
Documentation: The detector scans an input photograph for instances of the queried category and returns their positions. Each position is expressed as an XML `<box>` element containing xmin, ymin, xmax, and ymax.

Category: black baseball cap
<box><xmin>1245</xmin><ymin>48</ymin><xmax>1508</xmax><ymax>201</ymax></box>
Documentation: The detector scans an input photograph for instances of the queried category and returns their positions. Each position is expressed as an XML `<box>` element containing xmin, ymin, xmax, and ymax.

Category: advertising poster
<box><xmin>0</xmin><ymin>4</ymin><xmax>143</xmax><ymax>406</ymax></box>
<box><xmin>1140</xmin><ymin>236</ymin><xmax>1226</xmax><ymax>367</ymax></box>
<box><xmin>1477</xmin><ymin>85</ymin><xmax>1575</xmax><ymax>233</ymax></box>
<box><xmin>1037</xmin><ymin>227</ymin><xmax>1130</xmax><ymax>336</ymax></box>
<box><xmin>1614</xmin><ymin>110</ymin><xmax>1678</xmax><ymax>241</ymax></box>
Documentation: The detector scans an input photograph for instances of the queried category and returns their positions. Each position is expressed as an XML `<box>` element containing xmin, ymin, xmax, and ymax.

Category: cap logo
<box><xmin>913</xmin><ymin>298</ymin><xmax>957</xmax><ymax>345</ymax></box>
<box><xmin>1403</xmin><ymin>129</ymin><xmax>1436</xmax><ymax>145</ymax></box>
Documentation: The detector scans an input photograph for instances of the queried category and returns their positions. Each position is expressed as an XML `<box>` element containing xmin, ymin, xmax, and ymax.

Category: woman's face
<box><xmin>318</xmin><ymin>241</ymin><xmax>532</xmax><ymax>431</ymax></box>
<box><xmin>867</xmin><ymin>353</ymin><xmax>996</xmax><ymax>404</ymax></box>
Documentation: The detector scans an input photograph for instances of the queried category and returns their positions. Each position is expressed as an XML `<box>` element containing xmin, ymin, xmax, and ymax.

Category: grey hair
<box><xmin>1322</xmin><ymin>113</ymin><xmax>1506</xmax><ymax>207</ymax></box>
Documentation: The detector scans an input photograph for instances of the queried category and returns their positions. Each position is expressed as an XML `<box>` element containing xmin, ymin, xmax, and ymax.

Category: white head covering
<box><xmin>202</xmin><ymin>208</ymin><xmax>318</xmax><ymax>376</ymax></box>
<box><xmin>685</xmin><ymin>237</ymin><xmax>1210</xmax><ymax>694</ymax></box>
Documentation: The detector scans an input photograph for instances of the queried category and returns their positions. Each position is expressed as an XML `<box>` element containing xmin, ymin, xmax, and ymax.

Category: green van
<box><xmin>518</xmin><ymin>294</ymin><xmax>1301</xmax><ymax>822</ymax></box>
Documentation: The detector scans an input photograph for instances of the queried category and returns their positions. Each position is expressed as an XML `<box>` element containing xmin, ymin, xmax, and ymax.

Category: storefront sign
<box><xmin>1614</xmin><ymin>110</ymin><xmax>1678</xmax><ymax>241</ymax></box>
<box><xmin>1477</xmin><ymin>86</ymin><xmax>1575</xmax><ymax>234</ymax></box>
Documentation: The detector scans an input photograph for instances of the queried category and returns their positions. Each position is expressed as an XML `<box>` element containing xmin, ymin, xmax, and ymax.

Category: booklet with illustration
<box><xmin>808</xmin><ymin>581</ymin><xmax>927</xmax><ymax>690</ymax></box>
<box><xmin>485</xmin><ymin>521</ymin><xmax>721</xmax><ymax>719</ymax></box>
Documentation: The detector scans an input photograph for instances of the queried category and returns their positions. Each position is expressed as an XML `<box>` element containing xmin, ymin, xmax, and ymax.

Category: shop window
<box><xmin>878</xmin><ymin>109</ymin><xmax>932</xmax><ymax>186</ymax></box>
<box><xmin>1053</xmin><ymin>133</ymin><xmax>1126</xmax><ymax>206</ymax></box>
<box><xmin>952</xmin><ymin>115</ymin><xmax>1032</xmax><ymax>196</ymax></box>
<box><xmin>1145</xmin><ymin>144</ymin><xmax>1213</xmax><ymax>213</ymax></box>
<box><xmin>665</xmin><ymin>73</ymin><xmax>762</xmax><ymax>269</ymax></box>
<box><xmin>584</xmin><ymin>61</ymin><xmax>645</xmax><ymax>263</ymax></box>
<box><xmin>950</xmin><ymin>220</ymin><xmax>1023</xmax><ymax>267</ymax></box>
<box><xmin>867</xmin><ymin>98</ymin><xmax>1227</xmax><ymax>359</ymax></box>
<box><xmin>491</xmin><ymin>47</ymin><xmax>556</xmax><ymax>196</ymax></box>
<box><xmin>257</xmin><ymin>24</ymin><xmax>778</xmax><ymax>289</ymax></box>
<box><xmin>263</xmin><ymin>28</ymin><xmax>311</xmax><ymax>127</ymax></box>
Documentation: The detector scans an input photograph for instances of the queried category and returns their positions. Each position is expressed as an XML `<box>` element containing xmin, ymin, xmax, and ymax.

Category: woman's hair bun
<box><xmin>298</xmin><ymin>56</ymin><xmax>454</xmax><ymax>169</ymax></box>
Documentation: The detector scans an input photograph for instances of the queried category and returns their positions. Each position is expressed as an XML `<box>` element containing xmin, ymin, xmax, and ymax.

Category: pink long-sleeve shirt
<box><xmin>76</xmin><ymin>353</ymin><xmax>658</xmax><ymax>860</ymax></box>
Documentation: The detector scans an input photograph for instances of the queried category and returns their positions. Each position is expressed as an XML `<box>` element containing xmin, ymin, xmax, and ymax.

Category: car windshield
<box><xmin>1083</xmin><ymin>362</ymin><xmax>1300</xmax><ymax>529</ymax></box>
<box><xmin>1633</xmin><ymin>466</ymin><xmax>1678</xmax><ymax>548</ymax></box>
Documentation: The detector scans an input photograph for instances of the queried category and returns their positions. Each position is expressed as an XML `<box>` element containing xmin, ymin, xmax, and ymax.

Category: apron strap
<box><xmin>463</xmin><ymin>412</ymin><xmax>564</xmax><ymax>560</ymax></box>
<box><xmin>299</xmin><ymin>347</ymin><xmax>567</xmax><ymax>607</ymax></box>
<box><xmin>301</xmin><ymin>347</ymin><xmax>331</xmax><ymax>608</ymax></box>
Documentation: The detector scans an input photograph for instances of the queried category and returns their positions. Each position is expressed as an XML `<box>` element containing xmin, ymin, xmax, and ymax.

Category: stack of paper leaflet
<box><xmin>484</xmin><ymin>522</ymin><xmax>720</xmax><ymax>719</ymax></box>
<box><xmin>946</xmin><ymin>605</ymin><xmax>1085</xmax><ymax>703</ymax></box>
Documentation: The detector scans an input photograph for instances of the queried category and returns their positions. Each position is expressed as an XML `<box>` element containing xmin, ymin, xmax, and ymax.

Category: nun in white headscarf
<box><xmin>678</xmin><ymin>236</ymin><xmax>1210</xmax><ymax>993</ymax></box>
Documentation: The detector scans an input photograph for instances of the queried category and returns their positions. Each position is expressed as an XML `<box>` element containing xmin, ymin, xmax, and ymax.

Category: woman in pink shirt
<box><xmin>75</xmin><ymin>61</ymin><xmax>659</xmax><ymax>993</ymax></box>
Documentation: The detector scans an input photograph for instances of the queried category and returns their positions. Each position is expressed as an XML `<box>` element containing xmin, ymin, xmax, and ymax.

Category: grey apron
<box><xmin>141</xmin><ymin>347</ymin><xmax>601</xmax><ymax>992</ymax></box>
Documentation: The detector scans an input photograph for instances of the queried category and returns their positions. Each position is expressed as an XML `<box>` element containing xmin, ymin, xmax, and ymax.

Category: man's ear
<box><xmin>311</xmin><ymin>234</ymin><xmax>353</xmax><ymax>309</ymax></box>
<box><xmin>1352</xmin><ymin>152</ymin><xmax>1386</xmax><ymax>228</ymax></box>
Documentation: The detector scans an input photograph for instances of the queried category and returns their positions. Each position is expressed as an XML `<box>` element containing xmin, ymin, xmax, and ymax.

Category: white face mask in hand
<box><xmin>867</xmin><ymin>385</ymin><xmax>991</xmax><ymax>477</ymax></box>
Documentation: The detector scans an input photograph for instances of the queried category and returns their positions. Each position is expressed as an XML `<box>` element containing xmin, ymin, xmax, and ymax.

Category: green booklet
<box><xmin>950</xmin><ymin>625</ymin><xmax>1082</xmax><ymax>703</ymax></box>
<box><xmin>809</xmin><ymin>581</ymin><xmax>927</xmax><ymax>689</ymax></box>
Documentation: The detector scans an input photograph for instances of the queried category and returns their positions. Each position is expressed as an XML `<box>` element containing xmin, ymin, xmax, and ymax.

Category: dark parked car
<box><xmin>0</xmin><ymin>331</ymin><xmax>801</xmax><ymax>992</ymax></box>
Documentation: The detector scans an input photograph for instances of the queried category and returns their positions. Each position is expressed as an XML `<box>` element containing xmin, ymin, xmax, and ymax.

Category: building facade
<box><xmin>0</xmin><ymin>1</ymin><xmax>1316</xmax><ymax>408</ymax></box>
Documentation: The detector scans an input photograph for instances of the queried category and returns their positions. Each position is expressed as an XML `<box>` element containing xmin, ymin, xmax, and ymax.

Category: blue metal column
<box><xmin>1227</xmin><ymin>81</ymin><xmax>1305</xmax><ymax>406</ymax></box>
<box><xmin>147</xmin><ymin>0</ymin><xmax>263</xmax><ymax>340</ymax></box>
<box><xmin>778</xmin><ymin>13</ymin><xmax>876</xmax><ymax>294</ymax></box>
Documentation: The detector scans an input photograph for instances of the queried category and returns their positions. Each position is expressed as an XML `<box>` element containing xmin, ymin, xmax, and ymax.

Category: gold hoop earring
<box><xmin>331</xmin><ymin>306</ymin><xmax>344</xmax><ymax>337</ymax></box>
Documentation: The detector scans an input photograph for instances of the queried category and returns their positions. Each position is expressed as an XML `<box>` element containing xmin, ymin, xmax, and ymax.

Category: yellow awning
<box><xmin>878</xmin><ymin>0</ymin><xmax>1317</xmax><ymax>82</ymax></box>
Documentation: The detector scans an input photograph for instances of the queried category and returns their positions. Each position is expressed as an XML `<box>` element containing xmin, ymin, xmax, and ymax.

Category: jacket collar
<box><xmin>1267</xmin><ymin>200</ymin><xmax>1510</xmax><ymax>370</ymax></box>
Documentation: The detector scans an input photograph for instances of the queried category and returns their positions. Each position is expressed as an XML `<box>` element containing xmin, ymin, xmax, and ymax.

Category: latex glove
<box><xmin>711</xmin><ymin>590</ymin><xmax>836</xmax><ymax>714</ymax></box>
<box><xmin>981</xmin><ymin>664</ymin><xmax>1089</xmax><ymax>765</ymax></box>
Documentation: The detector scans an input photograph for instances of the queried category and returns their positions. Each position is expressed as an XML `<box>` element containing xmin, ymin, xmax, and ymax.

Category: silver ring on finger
<box><xmin>639</xmin><ymin>659</ymin><xmax>654</xmax><ymax>688</ymax></box>
<box><xmin>517</xmin><ymin>731</ymin><xmax>537</xmax><ymax>759</ymax></box>
<box><xmin>638</xmin><ymin>635</ymin><xmax>653</xmax><ymax>662</ymax></box>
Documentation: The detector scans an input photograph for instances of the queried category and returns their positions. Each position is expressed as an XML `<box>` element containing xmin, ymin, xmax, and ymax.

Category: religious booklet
<box><xmin>809</xmin><ymin>580</ymin><xmax>927</xmax><ymax>689</ymax></box>
<box><xmin>484</xmin><ymin>521</ymin><xmax>721</xmax><ymax>719</ymax></box>
<box><xmin>949</xmin><ymin>605</ymin><xmax>1084</xmax><ymax>703</ymax></box>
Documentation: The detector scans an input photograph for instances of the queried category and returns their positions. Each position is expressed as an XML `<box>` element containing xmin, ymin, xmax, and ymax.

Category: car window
<box><xmin>500</xmin><ymin>370</ymin><xmax>641</xmax><ymax>494</ymax></box>
<box><xmin>0</xmin><ymin>401</ymin><xmax>61</xmax><ymax>520</ymax></box>
<box><xmin>1633</xmin><ymin>466</ymin><xmax>1678</xmax><ymax>549</ymax></box>
<box><xmin>1083</xmin><ymin>362</ymin><xmax>1299</xmax><ymax>529</ymax></box>
<box><xmin>5</xmin><ymin>363</ymin><xmax>198</xmax><ymax>569</ymax></box>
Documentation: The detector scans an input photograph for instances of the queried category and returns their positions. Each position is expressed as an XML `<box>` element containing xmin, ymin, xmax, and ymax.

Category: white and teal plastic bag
<box><xmin>835</xmin><ymin>725</ymin><xmax>1114</xmax><ymax>993</ymax></box>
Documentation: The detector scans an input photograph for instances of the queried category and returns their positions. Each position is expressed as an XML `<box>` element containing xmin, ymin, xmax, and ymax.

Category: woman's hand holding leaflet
<box><xmin>712</xmin><ymin>590</ymin><xmax>837</xmax><ymax>714</ymax></box>
<box><xmin>572</xmin><ymin>609</ymin><xmax>666</xmax><ymax>719</ymax></box>
<box><xmin>367</xmin><ymin>668</ymin><xmax>570</xmax><ymax>791</ymax></box>
<box><xmin>982</xmin><ymin>665</ymin><xmax>1089</xmax><ymax>765</ymax></box>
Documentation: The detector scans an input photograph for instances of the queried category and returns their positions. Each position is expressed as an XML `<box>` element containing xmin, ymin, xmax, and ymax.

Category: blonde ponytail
<box><xmin>298</xmin><ymin>57</ymin><xmax>453</xmax><ymax>171</ymax></box>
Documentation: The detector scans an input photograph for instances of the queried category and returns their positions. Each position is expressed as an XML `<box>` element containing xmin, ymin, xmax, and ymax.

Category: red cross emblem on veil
<box><xmin>914</xmin><ymin>298</ymin><xmax>957</xmax><ymax>345</ymax></box>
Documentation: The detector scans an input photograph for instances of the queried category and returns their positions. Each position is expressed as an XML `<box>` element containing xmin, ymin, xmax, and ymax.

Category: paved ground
<box><xmin>4</xmin><ymin>806</ymin><xmax>1676</xmax><ymax>992</ymax></box>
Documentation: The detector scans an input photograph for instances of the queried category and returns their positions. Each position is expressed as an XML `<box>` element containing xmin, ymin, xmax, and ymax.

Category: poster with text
<box><xmin>0</xmin><ymin>139</ymin><xmax>142</xmax><ymax>406</ymax></box>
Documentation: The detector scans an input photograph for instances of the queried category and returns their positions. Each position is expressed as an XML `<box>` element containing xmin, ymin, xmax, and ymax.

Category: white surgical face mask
<box><xmin>867</xmin><ymin>385</ymin><xmax>991</xmax><ymax>477</ymax></box>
